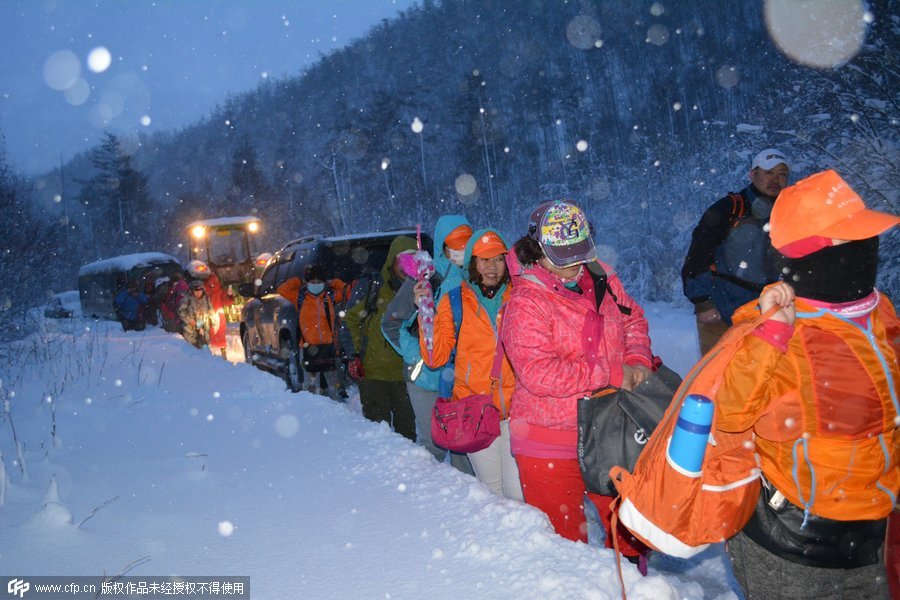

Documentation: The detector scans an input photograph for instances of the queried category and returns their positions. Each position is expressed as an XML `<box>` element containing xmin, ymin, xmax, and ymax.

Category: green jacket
<box><xmin>343</xmin><ymin>235</ymin><xmax>416</xmax><ymax>381</ymax></box>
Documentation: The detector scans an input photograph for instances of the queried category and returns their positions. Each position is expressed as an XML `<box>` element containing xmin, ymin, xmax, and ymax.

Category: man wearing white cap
<box><xmin>681</xmin><ymin>148</ymin><xmax>790</xmax><ymax>353</ymax></box>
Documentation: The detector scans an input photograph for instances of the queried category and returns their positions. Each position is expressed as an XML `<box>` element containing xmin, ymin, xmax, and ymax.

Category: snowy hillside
<box><xmin>0</xmin><ymin>305</ymin><xmax>745</xmax><ymax>599</ymax></box>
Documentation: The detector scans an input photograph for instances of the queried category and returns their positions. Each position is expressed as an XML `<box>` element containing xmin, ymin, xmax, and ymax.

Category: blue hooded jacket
<box><xmin>381</xmin><ymin>215</ymin><xmax>471</xmax><ymax>391</ymax></box>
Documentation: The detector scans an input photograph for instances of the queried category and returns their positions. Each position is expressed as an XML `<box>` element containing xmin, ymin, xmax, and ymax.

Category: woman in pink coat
<box><xmin>500</xmin><ymin>199</ymin><xmax>653</xmax><ymax>561</ymax></box>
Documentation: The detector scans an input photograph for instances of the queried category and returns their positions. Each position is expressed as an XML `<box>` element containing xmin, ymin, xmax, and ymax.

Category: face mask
<box><xmin>448</xmin><ymin>248</ymin><xmax>465</xmax><ymax>267</ymax></box>
<box><xmin>777</xmin><ymin>237</ymin><xmax>879</xmax><ymax>303</ymax></box>
<box><xmin>307</xmin><ymin>282</ymin><xmax>325</xmax><ymax>295</ymax></box>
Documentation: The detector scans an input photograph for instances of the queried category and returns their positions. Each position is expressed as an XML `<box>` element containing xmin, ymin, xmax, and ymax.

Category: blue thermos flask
<box><xmin>666</xmin><ymin>393</ymin><xmax>714</xmax><ymax>477</ymax></box>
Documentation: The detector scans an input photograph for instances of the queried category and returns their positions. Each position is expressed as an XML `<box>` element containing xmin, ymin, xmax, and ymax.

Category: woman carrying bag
<box><xmin>500</xmin><ymin>199</ymin><xmax>653</xmax><ymax>562</ymax></box>
<box><xmin>415</xmin><ymin>228</ymin><xmax>523</xmax><ymax>501</ymax></box>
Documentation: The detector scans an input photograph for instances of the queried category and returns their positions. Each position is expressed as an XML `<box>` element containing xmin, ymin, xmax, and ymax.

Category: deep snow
<box><xmin>0</xmin><ymin>303</ymin><xmax>742</xmax><ymax>599</ymax></box>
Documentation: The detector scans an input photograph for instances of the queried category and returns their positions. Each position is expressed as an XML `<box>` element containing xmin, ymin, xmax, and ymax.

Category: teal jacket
<box><xmin>381</xmin><ymin>215</ymin><xmax>471</xmax><ymax>391</ymax></box>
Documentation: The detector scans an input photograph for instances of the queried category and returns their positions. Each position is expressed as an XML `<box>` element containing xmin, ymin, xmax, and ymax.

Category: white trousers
<box><xmin>467</xmin><ymin>419</ymin><xmax>523</xmax><ymax>501</ymax></box>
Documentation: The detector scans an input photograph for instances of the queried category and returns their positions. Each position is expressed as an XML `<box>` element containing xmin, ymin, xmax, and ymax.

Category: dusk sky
<box><xmin>0</xmin><ymin>0</ymin><xmax>418</xmax><ymax>175</ymax></box>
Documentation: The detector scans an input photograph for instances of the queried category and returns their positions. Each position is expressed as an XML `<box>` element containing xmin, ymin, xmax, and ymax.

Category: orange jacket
<box><xmin>278</xmin><ymin>277</ymin><xmax>348</xmax><ymax>312</ymax></box>
<box><xmin>329</xmin><ymin>278</ymin><xmax>349</xmax><ymax>306</ymax></box>
<box><xmin>298</xmin><ymin>289</ymin><xmax>336</xmax><ymax>346</ymax></box>
<box><xmin>717</xmin><ymin>294</ymin><xmax>900</xmax><ymax>521</ymax></box>
<box><xmin>276</xmin><ymin>277</ymin><xmax>302</xmax><ymax>308</ymax></box>
<box><xmin>421</xmin><ymin>283</ymin><xmax>514</xmax><ymax>416</ymax></box>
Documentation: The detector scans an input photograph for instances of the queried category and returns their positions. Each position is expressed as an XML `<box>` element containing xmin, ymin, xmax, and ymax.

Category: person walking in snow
<box><xmin>382</xmin><ymin>216</ymin><xmax>474</xmax><ymax>475</ymax></box>
<box><xmin>161</xmin><ymin>270</ymin><xmax>189</xmax><ymax>333</ymax></box>
<box><xmin>681</xmin><ymin>148</ymin><xmax>790</xmax><ymax>354</ymax></box>
<box><xmin>113</xmin><ymin>280</ymin><xmax>149</xmax><ymax>332</ymax></box>
<box><xmin>501</xmin><ymin>199</ymin><xmax>653</xmax><ymax>561</ymax></box>
<box><xmin>296</xmin><ymin>263</ymin><xmax>345</xmax><ymax>400</ymax></box>
<box><xmin>415</xmin><ymin>228</ymin><xmax>519</xmax><ymax>496</ymax></box>
<box><xmin>340</xmin><ymin>236</ymin><xmax>418</xmax><ymax>441</ymax></box>
<box><xmin>188</xmin><ymin>260</ymin><xmax>233</xmax><ymax>359</ymax></box>
<box><xmin>716</xmin><ymin>170</ymin><xmax>900</xmax><ymax>599</ymax></box>
<box><xmin>140</xmin><ymin>267</ymin><xmax>163</xmax><ymax>327</ymax></box>
<box><xmin>178</xmin><ymin>279</ymin><xmax>216</xmax><ymax>349</ymax></box>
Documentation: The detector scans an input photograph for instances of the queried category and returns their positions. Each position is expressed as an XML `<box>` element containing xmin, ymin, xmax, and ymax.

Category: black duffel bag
<box><xmin>577</xmin><ymin>364</ymin><xmax>682</xmax><ymax>496</ymax></box>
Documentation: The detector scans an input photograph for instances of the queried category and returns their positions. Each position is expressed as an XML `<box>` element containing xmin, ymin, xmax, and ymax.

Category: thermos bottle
<box><xmin>666</xmin><ymin>393</ymin><xmax>714</xmax><ymax>476</ymax></box>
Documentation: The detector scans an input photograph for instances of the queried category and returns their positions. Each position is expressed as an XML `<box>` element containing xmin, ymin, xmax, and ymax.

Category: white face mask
<box><xmin>448</xmin><ymin>248</ymin><xmax>465</xmax><ymax>267</ymax></box>
<box><xmin>307</xmin><ymin>282</ymin><xmax>325</xmax><ymax>295</ymax></box>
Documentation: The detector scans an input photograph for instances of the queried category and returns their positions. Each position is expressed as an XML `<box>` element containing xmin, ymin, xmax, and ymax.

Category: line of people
<box><xmin>334</xmin><ymin>157</ymin><xmax>899</xmax><ymax>599</ymax></box>
<box><xmin>110</xmin><ymin>148</ymin><xmax>897</xmax><ymax>599</ymax></box>
<box><xmin>112</xmin><ymin>259</ymin><xmax>233</xmax><ymax>360</ymax></box>
<box><xmin>330</xmin><ymin>201</ymin><xmax>655</xmax><ymax>564</ymax></box>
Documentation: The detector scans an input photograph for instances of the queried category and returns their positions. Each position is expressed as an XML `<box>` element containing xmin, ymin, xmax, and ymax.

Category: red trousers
<box><xmin>515</xmin><ymin>455</ymin><xmax>647</xmax><ymax>557</ymax></box>
<box><xmin>208</xmin><ymin>309</ymin><xmax>227</xmax><ymax>349</ymax></box>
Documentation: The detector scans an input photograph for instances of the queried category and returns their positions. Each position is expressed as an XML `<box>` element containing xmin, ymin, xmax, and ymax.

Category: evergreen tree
<box><xmin>226</xmin><ymin>137</ymin><xmax>272</xmax><ymax>217</ymax></box>
<box><xmin>0</xmin><ymin>130</ymin><xmax>66</xmax><ymax>338</ymax></box>
<box><xmin>77</xmin><ymin>132</ymin><xmax>154</xmax><ymax>254</ymax></box>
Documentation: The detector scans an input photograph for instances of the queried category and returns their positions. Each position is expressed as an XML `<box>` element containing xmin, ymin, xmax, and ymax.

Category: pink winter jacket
<box><xmin>500</xmin><ymin>253</ymin><xmax>652</xmax><ymax>457</ymax></box>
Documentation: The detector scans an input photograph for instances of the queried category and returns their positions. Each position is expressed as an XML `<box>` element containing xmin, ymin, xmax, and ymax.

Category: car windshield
<box><xmin>206</xmin><ymin>229</ymin><xmax>250</xmax><ymax>266</ymax></box>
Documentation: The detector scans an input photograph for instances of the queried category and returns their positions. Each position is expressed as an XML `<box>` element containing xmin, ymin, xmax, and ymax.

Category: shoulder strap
<box><xmin>324</xmin><ymin>290</ymin><xmax>334</xmax><ymax>331</ymax></box>
<box><xmin>728</xmin><ymin>192</ymin><xmax>746</xmax><ymax>227</ymax></box>
<box><xmin>448</xmin><ymin>285</ymin><xmax>463</xmax><ymax>361</ymax></box>
<box><xmin>586</xmin><ymin>262</ymin><xmax>631</xmax><ymax>316</ymax></box>
<box><xmin>365</xmin><ymin>274</ymin><xmax>382</xmax><ymax>316</ymax></box>
<box><xmin>436</xmin><ymin>285</ymin><xmax>465</xmax><ymax>399</ymax></box>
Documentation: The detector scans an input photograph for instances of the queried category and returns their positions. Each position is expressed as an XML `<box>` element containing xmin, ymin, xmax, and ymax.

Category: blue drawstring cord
<box><xmin>791</xmin><ymin>438</ymin><xmax>816</xmax><ymax>531</ymax></box>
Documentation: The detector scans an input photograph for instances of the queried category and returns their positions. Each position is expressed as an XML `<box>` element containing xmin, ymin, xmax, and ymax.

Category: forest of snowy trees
<box><xmin>1</xmin><ymin>0</ymin><xmax>897</xmax><ymax>338</ymax></box>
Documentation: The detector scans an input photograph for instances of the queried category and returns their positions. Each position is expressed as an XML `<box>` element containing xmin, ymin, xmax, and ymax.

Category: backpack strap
<box><xmin>437</xmin><ymin>286</ymin><xmax>464</xmax><ymax>398</ymax></box>
<box><xmin>323</xmin><ymin>289</ymin><xmax>335</xmax><ymax>332</ymax></box>
<box><xmin>364</xmin><ymin>274</ymin><xmax>382</xmax><ymax>317</ymax></box>
<box><xmin>586</xmin><ymin>262</ymin><xmax>632</xmax><ymax>316</ymax></box>
<box><xmin>356</xmin><ymin>274</ymin><xmax>383</xmax><ymax>358</ymax></box>
<box><xmin>728</xmin><ymin>192</ymin><xmax>746</xmax><ymax>227</ymax></box>
<box><xmin>448</xmin><ymin>285</ymin><xmax>463</xmax><ymax>360</ymax></box>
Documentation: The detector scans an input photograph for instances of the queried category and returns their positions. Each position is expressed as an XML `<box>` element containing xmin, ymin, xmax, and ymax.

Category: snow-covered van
<box><xmin>78</xmin><ymin>253</ymin><xmax>182</xmax><ymax>320</ymax></box>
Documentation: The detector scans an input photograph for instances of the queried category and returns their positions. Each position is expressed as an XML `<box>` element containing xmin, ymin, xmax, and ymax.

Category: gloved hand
<box><xmin>347</xmin><ymin>355</ymin><xmax>365</xmax><ymax>379</ymax></box>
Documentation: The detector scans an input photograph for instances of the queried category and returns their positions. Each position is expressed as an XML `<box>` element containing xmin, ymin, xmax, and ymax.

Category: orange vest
<box><xmin>718</xmin><ymin>295</ymin><xmax>900</xmax><ymax>521</ymax></box>
<box><xmin>422</xmin><ymin>284</ymin><xmax>515</xmax><ymax>416</ymax></box>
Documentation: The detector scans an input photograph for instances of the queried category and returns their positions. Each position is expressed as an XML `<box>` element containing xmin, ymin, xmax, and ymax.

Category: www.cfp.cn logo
<box><xmin>7</xmin><ymin>579</ymin><xmax>29</xmax><ymax>598</ymax></box>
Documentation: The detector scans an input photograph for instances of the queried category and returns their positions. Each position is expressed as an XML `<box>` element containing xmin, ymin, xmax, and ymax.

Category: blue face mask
<box><xmin>307</xmin><ymin>282</ymin><xmax>325</xmax><ymax>295</ymax></box>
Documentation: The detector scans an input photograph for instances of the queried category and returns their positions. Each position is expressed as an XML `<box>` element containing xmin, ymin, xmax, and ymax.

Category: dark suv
<box><xmin>239</xmin><ymin>229</ymin><xmax>431</xmax><ymax>391</ymax></box>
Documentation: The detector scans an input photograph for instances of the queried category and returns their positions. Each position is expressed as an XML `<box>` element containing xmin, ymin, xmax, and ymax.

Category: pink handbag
<box><xmin>431</xmin><ymin>334</ymin><xmax>506</xmax><ymax>454</ymax></box>
<box><xmin>431</xmin><ymin>392</ymin><xmax>501</xmax><ymax>453</ymax></box>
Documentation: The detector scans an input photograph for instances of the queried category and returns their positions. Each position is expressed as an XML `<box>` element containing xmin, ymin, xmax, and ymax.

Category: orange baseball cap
<box><xmin>770</xmin><ymin>170</ymin><xmax>899</xmax><ymax>258</ymax></box>
<box><xmin>444</xmin><ymin>224</ymin><xmax>473</xmax><ymax>251</ymax></box>
<box><xmin>471</xmin><ymin>231</ymin><xmax>508</xmax><ymax>258</ymax></box>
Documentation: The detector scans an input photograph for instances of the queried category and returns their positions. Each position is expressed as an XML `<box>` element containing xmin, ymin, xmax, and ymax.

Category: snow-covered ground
<box><xmin>0</xmin><ymin>303</ymin><xmax>744</xmax><ymax>599</ymax></box>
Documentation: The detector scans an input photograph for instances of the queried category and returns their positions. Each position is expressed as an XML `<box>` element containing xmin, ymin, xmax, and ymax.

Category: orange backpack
<box><xmin>610</xmin><ymin>307</ymin><xmax>777</xmax><ymax>558</ymax></box>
